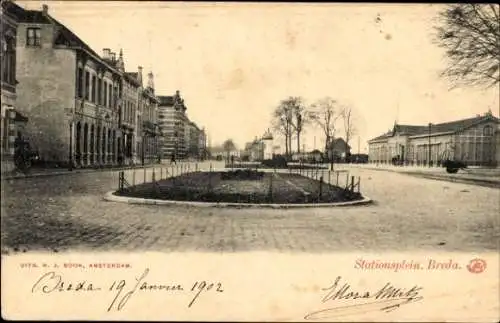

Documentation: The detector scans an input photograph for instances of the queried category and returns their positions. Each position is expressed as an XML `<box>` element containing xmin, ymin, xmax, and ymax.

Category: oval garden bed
<box><xmin>114</xmin><ymin>169</ymin><xmax>363</xmax><ymax>204</ymax></box>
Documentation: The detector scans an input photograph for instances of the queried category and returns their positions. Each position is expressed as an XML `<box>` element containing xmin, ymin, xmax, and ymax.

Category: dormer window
<box><xmin>27</xmin><ymin>28</ymin><xmax>41</xmax><ymax>47</ymax></box>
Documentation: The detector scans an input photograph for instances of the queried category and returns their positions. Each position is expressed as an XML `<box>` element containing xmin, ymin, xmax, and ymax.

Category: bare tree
<box><xmin>341</xmin><ymin>106</ymin><xmax>356</xmax><ymax>162</ymax></box>
<box><xmin>287</xmin><ymin>97</ymin><xmax>310</xmax><ymax>154</ymax></box>
<box><xmin>309</xmin><ymin>97</ymin><xmax>342</xmax><ymax>169</ymax></box>
<box><xmin>434</xmin><ymin>4</ymin><xmax>500</xmax><ymax>88</ymax></box>
<box><xmin>271</xmin><ymin>99</ymin><xmax>294</xmax><ymax>158</ymax></box>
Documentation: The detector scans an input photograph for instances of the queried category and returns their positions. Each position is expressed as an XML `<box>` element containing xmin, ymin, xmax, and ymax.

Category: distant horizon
<box><xmin>15</xmin><ymin>1</ymin><xmax>500</xmax><ymax>152</ymax></box>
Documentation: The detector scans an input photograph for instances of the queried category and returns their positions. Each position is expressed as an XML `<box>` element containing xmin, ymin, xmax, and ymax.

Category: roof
<box><xmin>327</xmin><ymin>138</ymin><xmax>351</xmax><ymax>150</ymax></box>
<box><xmin>2</xmin><ymin>1</ymin><xmax>51</xmax><ymax>23</ymax></box>
<box><xmin>52</xmin><ymin>17</ymin><xmax>101</xmax><ymax>57</ymax></box>
<box><xmin>124</xmin><ymin>72</ymin><xmax>141</xmax><ymax>86</ymax></box>
<box><xmin>369</xmin><ymin>113</ymin><xmax>499</xmax><ymax>142</ymax></box>
<box><xmin>157</xmin><ymin>96</ymin><xmax>175</xmax><ymax>106</ymax></box>
<box><xmin>3</xmin><ymin>1</ymin><xmax>102</xmax><ymax>59</ymax></box>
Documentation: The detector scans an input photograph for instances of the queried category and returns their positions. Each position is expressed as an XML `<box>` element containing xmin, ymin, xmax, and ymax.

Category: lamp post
<box><xmin>428</xmin><ymin>122</ymin><xmax>432</xmax><ymax>167</ymax></box>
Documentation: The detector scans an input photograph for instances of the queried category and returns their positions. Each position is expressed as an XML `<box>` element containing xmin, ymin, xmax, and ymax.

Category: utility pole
<box><xmin>428</xmin><ymin>123</ymin><xmax>432</xmax><ymax>167</ymax></box>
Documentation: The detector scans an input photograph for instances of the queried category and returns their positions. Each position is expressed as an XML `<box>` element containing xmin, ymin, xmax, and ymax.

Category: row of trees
<box><xmin>271</xmin><ymin>96</ymin><xmax>356</xmax><ymax>160</ymax></box>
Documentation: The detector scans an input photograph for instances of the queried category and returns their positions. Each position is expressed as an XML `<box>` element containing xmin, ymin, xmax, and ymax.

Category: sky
<box><xmin>17</xmin><ymin>1</ymin><xmax>500</xmax><ymax>153</ymax></box>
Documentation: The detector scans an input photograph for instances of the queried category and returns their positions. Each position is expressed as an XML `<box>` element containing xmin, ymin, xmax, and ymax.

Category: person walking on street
<box><xmin>170</xmin><ymin>153</ymin><xmax>176</xmax><ymax>165</ymax></box>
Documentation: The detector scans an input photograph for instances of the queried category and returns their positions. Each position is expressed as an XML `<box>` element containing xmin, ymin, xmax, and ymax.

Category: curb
<box><xmin>1</xmin><ymin>165</ymin><xmax>161</xmax><ymax>181</ymax></box>
<box><xmin>103</xmin><ymin>191</ymin><xmax>373</xmax><ymax>209</ymax></box>
<box><xmin>413</xmin><ymin>174</ymin><xmax>500</xmax><ymax>188</ymax></box>
<box><xmin>360</xmin><ymin>167</ymin><xmax>500</xmax><ymax>188</ymax></box>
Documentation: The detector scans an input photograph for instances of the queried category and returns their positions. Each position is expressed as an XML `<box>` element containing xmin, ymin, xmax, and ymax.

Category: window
<box><xmin>108</xmin><ymin>84</ymin><xmax>112</xmax><ymax>107</ymax></box>
<box><xmin>84</xmin><ymin>71</ymin><xmax>90</xmax><ymax>101</ymax></box>
<box><xmin>103</xmin><ymin>81</ymin><xmax>108</xmax><ymax>107</ymax></box>
<box><xmin>91</xmin><ymin>75</ymin><xmax>96</xmax><ymax>103</ymax></box>
<box><xmin>97</xmin><ymin>78</ymin><xmax>102</xmax><ymax>105</ymax></box>
<box><xmin>76</xmin><ymin>67</ymin><xmax>84</xmax><ymax>98</ymax></box>
<box><xmin>2</xmin><ymin>36</ymin><xmax>16</xmax><ymax>86</ymax></box>
<box><xmin>26</xmin><ymin>28</ymin><xmax>41</xmax><ymax>46</ymax></box>
<box><xmin>483</xmin><ymin>125</ymin><xmax>493</xmax><ymax>136</ymax></box>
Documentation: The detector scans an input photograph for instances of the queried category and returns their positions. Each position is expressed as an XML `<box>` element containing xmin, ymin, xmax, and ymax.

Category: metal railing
<box><xmin>116</xmin><ymin>161</ymin><xmax>362</xmax><ymax>203</ymax></box>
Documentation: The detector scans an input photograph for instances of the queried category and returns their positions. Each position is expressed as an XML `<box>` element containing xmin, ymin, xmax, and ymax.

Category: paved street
<box><xmin>1</xmin><ymin>161</ymin><xmax>498</xmax><ymax>254</ymax></box>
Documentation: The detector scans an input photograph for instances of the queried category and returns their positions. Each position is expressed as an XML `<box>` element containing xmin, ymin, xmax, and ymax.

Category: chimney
<box><xmin>42</xmin><ymin>4</ymin><xmax>48</xmax><ymax>15</ymax></box>
<box><xmin>110</xmin><ymin>52</ymin><xmax>116</xmax><ymax>62</ymax></box>
<box><xmin>137</xmin><ymin>66</ymin><xmax>143</xmax><ymax>85</ymax></box>
<box><xmin>147</xmin><ymin>71</ymin><xmax>154</xmax><ymax>90</ymax></box>
<box><xmin>102</xmin><ymin>48</ymin><xmax>111</xmax><ymax>60</ymax></box>
<box><xmin>175</xmin><ymin>90</ymin><xmax>180</xmax><ymax>97</ymax></box>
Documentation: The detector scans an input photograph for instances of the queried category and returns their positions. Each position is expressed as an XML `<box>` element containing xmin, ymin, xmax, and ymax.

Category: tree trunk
<box><xmin>297</xmin><ymin>131</ymin><xmax>301</xmax><ymax>153</ymax></box>
<box><xmin>285</xmin><ymin>134</ymin><xmax>289</xmax><ymax>157</ymax></box>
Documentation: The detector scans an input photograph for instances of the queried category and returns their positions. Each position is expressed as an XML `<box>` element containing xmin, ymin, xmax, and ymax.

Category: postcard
<box><xmin>1</xmin><ymin>1</ymin><xmax>499</xmax><ymax>321</ymax></box>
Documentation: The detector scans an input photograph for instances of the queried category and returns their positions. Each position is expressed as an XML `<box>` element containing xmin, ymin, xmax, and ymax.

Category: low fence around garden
<box><xmin>116</xmin><ymin>161</ymin><xmax>362</xmax><ymax>203</ymax></box>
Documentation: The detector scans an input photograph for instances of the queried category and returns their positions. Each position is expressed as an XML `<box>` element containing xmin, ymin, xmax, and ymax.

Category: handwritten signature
<box><xmin>31</xmin><ymin>269</ymin><xmax>224</xmax><ymax>312</ymax></box>
<box><xmin>304</xmin><ymin>276</ymin><xmax>424</xmax><ymax>320</ymax></box>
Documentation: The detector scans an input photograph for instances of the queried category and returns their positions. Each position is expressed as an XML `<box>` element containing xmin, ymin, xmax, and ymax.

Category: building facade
<box><xmin>8</xmin><ymin>3</ymin><xmax>123</xmax><ymax>167</ymax></box>
<box><xmin>186</xmin><ymin>120</ymin><xmax>200</xmax><ymax>159</ymax></box>
<box><xmin>138</xmin><ymin>71</ymin><xmax>161</xmax><ymax>164</ymax></box>
<box><xmin>5</xmin><ymin>3</ymin><xmax>160</xmax><ymax>168</ymax></box>
<box><xmin>157</xmin><ymin>91</ymin><xmax>187</xmax><ymax>160</ymax></box>
<box><xmin>1</xmin><ymin>2</ymin><xmax>18</xmax><ymax>170</ymax></box>
<box><xmin>198</xmin><ymin>128</ymin><xmax>207</xmax><ymax>160</ymax></box>
<box><xmin>368</xmin><ymin>112</ymin><xmax>499</xmax><ymax>167</ymax></box>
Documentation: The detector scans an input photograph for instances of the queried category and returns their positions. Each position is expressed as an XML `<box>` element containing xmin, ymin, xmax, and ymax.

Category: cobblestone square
<box><xmin>1</xmin><ymin>162</ymin><xmax>498</xmax><ymax>254</ymax></box>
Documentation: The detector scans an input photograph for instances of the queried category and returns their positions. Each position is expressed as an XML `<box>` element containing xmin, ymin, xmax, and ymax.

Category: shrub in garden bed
<box><xmin>221</xmin><ymin>168</ymin><xmax>264</xmax><ymax>180</ymax></box>
<box><xmin>261</xmin><ymin>156</ymin><xmax>288</xmax><ymax>168</ymax></box>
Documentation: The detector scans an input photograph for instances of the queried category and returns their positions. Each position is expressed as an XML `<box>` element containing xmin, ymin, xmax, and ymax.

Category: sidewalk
<box><xmin>346</xmin><ymin>163</ymin><xmax>500</xmax><ymax>188</ymax></box>
<box><xmin>1</xmin><ymin>164</ymin><xmax>156</xmax><ymax>181</ymax></box>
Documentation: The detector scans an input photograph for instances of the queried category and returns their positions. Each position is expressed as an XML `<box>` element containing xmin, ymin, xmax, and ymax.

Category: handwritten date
<box><xmin>31</xmin><ymin>269</ymin><xmax>224</xmax><ymax>312</ymax></box>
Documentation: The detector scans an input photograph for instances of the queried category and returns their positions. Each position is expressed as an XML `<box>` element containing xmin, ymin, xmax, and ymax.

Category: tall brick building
<box><xmin>157</xmin><ymin>91</ymin><xmax>187</xmax><ymax>160</ymax></box>
<box><xmin>5</xmin><ymin>2</ymin><xmax>160</xmax><ymax>167</ymax></box>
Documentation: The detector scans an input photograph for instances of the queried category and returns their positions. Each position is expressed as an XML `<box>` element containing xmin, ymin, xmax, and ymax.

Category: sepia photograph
<box><xmin>1</xmin><ymin>1</ymin><xmax>499</xmax><ymax>321</ymax></box>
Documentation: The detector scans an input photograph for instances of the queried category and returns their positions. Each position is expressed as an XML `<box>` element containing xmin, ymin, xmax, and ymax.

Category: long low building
<box><xmin>368</xmin><ymin>112</ymin><xmax>500</xmax><ymax>167</ymax></box>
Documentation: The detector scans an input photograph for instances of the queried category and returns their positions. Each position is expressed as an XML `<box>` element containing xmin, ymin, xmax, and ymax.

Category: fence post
<box><xmin>358</xmin><ymin>176</ymin><xmax>361</xmax><ymax>193</ymax></box>
<box><xmin>152</xmin><ymin>166</ymin><xmax>156</xmax><ymax>184</ymax></box>
<box><xmin>268</xmin><ymin>173</ymin><xmax>273</xmax><ymax>203</ymax></box>
<box><xmin>118</xmin><ymin>171</ymin><xmax>124</xmax><ymax>192</ymax></box>
<box><xmin>328</xmin><ymin>170</ymin><xmax>331</xmax><ymax>184</ymax></box>
<box><xmin>143</xmin><ymin>167</ymin><xmax>147</xmax><ymax>184</ymax></box>
<box><xmin>346</xmin><ymin>173</ymin><xmax>349</xmax><ymax>189</ymax></box>
<box><xmin>351</xmin><ymin>175</ymin><xmax>355</xmax><ymax>192</ymax></box>
<box><xmin>132</xmin><ymin>168</ymin><xmax>136</xmax><ymax>186</ymax></box>
<box><xmin>336</xmin><ymin>172</ymin><xmax>339</xmax><ymax>186</ymax></box>
<box><xmin>171</xmin><ymin>165</ymin><xmax>174</xmax><ymax>178</ymax></box>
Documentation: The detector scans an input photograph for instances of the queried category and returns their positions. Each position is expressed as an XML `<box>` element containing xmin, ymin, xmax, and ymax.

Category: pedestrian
<box><xmin>13</xmin><ymin>133</ymin><xmax>29</xmax><ymax>174</ymax></box>
<box><xmin>170</xmin><ymin>153</ymin><xmax>176</xmax><ymax>165</ymax></box>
